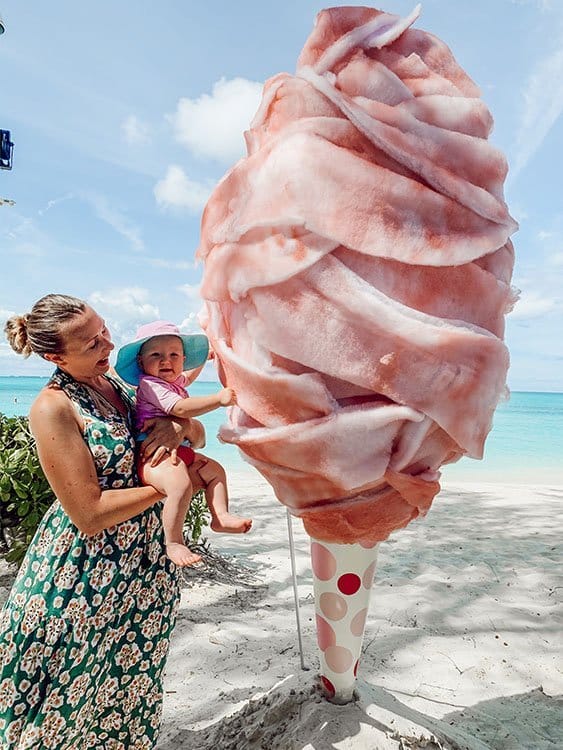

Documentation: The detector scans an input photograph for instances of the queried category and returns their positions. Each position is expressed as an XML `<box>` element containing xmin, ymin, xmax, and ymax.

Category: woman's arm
<box><xmin>30</xmin><ymin>390</ymin><xmax>164</xmax><ymax>536</ymax></box>
<box><xmin>168</xmin><ymin>387</ymin><xmax>236</xmax><ymax>419</ymax></box>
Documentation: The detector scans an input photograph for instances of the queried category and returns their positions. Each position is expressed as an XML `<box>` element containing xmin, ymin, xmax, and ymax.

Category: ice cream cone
<box><xmin>310</xmin><ymin>537</ymin><xmax>379</xmax><ymax>703</ymax></box>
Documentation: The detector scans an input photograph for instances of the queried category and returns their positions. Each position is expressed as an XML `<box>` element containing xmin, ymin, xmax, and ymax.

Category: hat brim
<box><xmin>114</xmin><ymin>333</ymin><xmax>209</xmax><ymax>386</ymax></box>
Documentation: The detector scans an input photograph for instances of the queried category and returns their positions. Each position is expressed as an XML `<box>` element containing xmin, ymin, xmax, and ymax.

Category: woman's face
<box><xmin>47</xmin><ymin>306</ymin><xmax>114</xmax><ymax>379</ymax></box>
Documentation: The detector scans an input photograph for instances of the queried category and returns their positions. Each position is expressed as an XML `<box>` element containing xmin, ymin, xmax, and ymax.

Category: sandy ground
<box><xmin>1</xmin><ymin>473</ymin><xmax>561</xmax><ymax>748</ymax></box>
<box><xmin>157</xmin><ymin>472</ymin><xmax>562</xmax><ymax>750</ymax></box>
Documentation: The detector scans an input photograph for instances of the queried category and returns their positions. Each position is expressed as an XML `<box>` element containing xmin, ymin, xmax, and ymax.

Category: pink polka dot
<box><xmin>350</xmin><ymin>608</ymin><xmax>368</xmax><ymax>637</ymax></box>
<box><xmin>325</xmin><ymin>645</ymin><xmax>354</xmax><ymax>674</ymax></box>
<box><xmin>315</xmin><ymin>614</ymin><xmax>336</xmax><ymax>652</ymax></box>
<box><xmin>320</xmin><ymin>675</ymin><xmax>335</xmax><ymax>698</ymax></box>
<box><xmin>311</xmin><ymin>542</ymin><xmax>337</xmax><ymax>581</ymax></box>
<box><xmin>337</xmin><ymin>573</ymin><xmax>361</xmax><ymax>596</ymax></box>
<box><xmin>319</xmin><ymin>592</ymin><xmax>348</xmax><ymax>621</ymax></box>
<box><xmin>360</xmin><ymin>539</ymin><xmax>378</xmax><ymax>549</ymax></box>
<box><xmin>362</xmin><ymin>561</ymin><xmax>377</xmax><ymax>589</ymax></box>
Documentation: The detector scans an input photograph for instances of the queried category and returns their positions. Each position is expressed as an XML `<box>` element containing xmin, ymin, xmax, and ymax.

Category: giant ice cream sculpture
<box><xmin>198</xmin><ymin>4</ymin><xmax>517</xmax><ymax>702</ymax></box>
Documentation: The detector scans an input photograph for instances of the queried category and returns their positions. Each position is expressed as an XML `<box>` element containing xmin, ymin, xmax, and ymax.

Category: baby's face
<box><xmin>139</xmin><ymin>335</ymin><xmax>185</xmax><ymax>382</ymax></box>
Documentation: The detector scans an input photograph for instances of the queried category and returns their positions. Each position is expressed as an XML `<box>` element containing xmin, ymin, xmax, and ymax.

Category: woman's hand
<box><xmin>184</xmin><ymin>418</ymin><xmax>206</xmax><ymax>450</ymax></box>
<box><xmin>141</xmin><ymin>417</ymin><xmax>184</xmax><ymax>466</ymax></box>
<box><xmin>141</xmin><ymin>417</ymin><xmax>206</xmax><ymax>465</ymax></box>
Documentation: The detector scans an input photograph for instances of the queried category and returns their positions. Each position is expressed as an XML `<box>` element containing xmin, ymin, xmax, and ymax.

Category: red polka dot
<box><xmin>354</xmin><ymin>660</ymin><xmax>359</xmax><ymax>677</ymax></box>
<box><xmin>337</xmin><ymin>573</ymin><xmax>361</xmax><ymax>595</ymax></box>
<box><xmin>320</xmin><ymin>675</ymin><xmax>335</xmax><ymax>698</ymax></box>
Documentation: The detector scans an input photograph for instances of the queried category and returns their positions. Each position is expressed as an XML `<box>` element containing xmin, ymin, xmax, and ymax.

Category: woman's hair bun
<box><xmin>4</xmin><ymin>314</ymin><xmax>33</xmax><ymax>357</ymax></box>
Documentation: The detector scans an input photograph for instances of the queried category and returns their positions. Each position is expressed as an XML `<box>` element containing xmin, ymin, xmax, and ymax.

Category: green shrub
<box><xmin>0</xmin><ymin>414</ymin><xmax>55</xmax><ymax>564</ymax></box>
<box><xmin>0</xmin><ymin>413</ymin><xmax>210</xmax><ymax>566</ymax></box>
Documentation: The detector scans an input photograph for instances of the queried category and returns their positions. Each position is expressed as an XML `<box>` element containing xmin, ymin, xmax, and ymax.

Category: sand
<box><xmin>1</xmin><ymin>473</ymin><xmax>561</xmax><ymax>749</ymax></box>
<box><xmin>153</xmin><ymin>472</ymin><xmax>563</xmax><ymax>749</ymax></box>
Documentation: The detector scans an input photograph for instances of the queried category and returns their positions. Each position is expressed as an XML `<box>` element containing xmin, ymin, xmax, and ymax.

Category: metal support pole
<box><xmin>286</xmin><ymin>509</ymin><xmax>309</xmax><ymax>670</ymax></box>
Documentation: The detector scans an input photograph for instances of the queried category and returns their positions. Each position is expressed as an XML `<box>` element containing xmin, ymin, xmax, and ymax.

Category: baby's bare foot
<box><xmin>166</xmin><ymin>542</ymin><xmax>202</xmax><ymax>567</ymax></box>
<box><xmin>211</xmin><ymin>514</ymin><xmax>252</xmax><ymax>534</ymax></box>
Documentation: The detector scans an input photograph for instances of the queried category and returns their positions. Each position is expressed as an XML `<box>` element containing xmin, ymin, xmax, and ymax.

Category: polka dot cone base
<box><xmin>310</xmin><ymin>537</ymin><xmax>379</xmax><ymax>703</ymax></box>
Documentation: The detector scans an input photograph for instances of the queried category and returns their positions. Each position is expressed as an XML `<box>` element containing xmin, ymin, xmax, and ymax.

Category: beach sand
<box><xmin>157</xmin><ymin>472</ymin><xmax>562</xmax><ymax>750</ymax></box>
<box><xmin>1</xmin><ymin>473</ymin><xmax>561</xmax><ymax>748</ymax></box>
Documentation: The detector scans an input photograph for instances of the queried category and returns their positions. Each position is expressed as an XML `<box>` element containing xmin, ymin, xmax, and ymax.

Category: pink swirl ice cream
<box><xmin>198</xmin><ymin>5</ymin><xmax>518</xmax><ymax>544</ymax></box>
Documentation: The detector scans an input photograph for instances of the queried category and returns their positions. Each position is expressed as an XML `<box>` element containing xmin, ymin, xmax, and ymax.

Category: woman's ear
<box><xmin>44</xmin><ymin>352</ymin><xmax>65</xmax><ymax>365</ymax></box>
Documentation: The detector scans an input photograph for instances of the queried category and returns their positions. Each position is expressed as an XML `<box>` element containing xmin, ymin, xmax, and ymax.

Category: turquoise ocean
<box><xmin>1</xmin><ymin>376</ymin><xmax>562</xmax><ymax>484</ymax></box>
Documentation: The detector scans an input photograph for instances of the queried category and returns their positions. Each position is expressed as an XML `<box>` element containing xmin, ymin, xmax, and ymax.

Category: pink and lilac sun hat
<box><xmin>114</xmin><ymin>320</ymin><xmax>209</xmax><ymax>386</ymax></box>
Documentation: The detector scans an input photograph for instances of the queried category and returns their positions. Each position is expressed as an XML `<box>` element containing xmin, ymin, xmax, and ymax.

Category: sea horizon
<box><xmin>1</xmin><ymin>376</ymin><xmax>562</xmax><ymax>484</ymax></box>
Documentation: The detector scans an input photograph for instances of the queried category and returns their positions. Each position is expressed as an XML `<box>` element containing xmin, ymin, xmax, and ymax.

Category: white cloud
<box><xmin>89</xmin><ymin>288</ymin><xmax>159</xmax><ymax>345</ymax></box>
<box><xmin>145</xmin><ymin>257</ymin><xmax>196</xmax><ymax>271</ymax></box>
<box><xmin>154</xmin><ymin>165</ymin><xmax>212</xmax><ymax>213</ymax></box>
<box><xmin>512</xmin><ymin>42</ymin><xmax>563</xmax><ymax>178</ymax></box>
<box><xmin>169</xmin><ymin>77</ymin><xmax>263</xmax><ymax>163</ymax></box>
<box><xmin>177</xmin><ymin>283</ymin><xmax>201</xmax><ymax>300</ymax></box>
<box><xmin>81</xmin><ymin>192</ymin><xmax>145</xmax><ymax>252</ymax></box>
<box><xmin>121</xmin><ymin>115</ymin><xmax>151</xmax><ymax>145</ymax></box>
<box><xmin>509</xmin><ymin>290</ymin><xmax>558</xmax><ymax>319</ymax></box>
<box><xmin>549</xmin><ymin>251</ymin><xmax>563</xmax><ymax>266</ymax></box>
<box><xmin>178</xmin><ymin>313</ymin><xmax>199</xmax><ymax>333</ymax></box>
<box><xmin>37</xmin><ymin>193</ymin><xmax>74</xmax><ymax>216</ymax></box>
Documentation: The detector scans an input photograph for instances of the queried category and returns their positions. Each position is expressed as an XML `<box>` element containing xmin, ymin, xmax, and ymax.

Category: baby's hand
<box><xmin>219</xmin><ymin>387</ymin><xmax>236</xmax><ymax>407</ymax></box>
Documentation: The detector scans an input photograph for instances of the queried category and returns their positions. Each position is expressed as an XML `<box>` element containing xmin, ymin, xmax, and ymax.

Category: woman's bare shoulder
<box><xmin>30</xmin><ymin>383</ymin><xmax>76</xmax><ymax>426</ymax></box>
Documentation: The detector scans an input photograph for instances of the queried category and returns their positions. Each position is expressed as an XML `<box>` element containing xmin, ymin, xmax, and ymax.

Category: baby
<box><xmin>115</xmin><ymin>320</ymin><xmax>252</xmax><ymax>566</ymax></box>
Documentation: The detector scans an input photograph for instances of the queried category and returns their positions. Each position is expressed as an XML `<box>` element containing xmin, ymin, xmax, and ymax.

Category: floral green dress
<box><xmin>0</xmin><ymin>369</ymin><xmax>179</xmax><ymax>750</ymax></box>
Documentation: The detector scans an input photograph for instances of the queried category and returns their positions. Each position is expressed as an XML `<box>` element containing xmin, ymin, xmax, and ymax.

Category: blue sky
<box><xmin>0</xmin><ymin>0</ymin><xmax>562</xmax><ymax>390</ymax></box>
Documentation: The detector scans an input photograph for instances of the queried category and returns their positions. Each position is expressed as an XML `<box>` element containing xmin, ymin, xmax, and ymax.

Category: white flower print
<box><xmin>64</xmin><ymin>595</ymin><xmax>91</xmax><ymax>625</ymax></box>
<box><xmin>44</xmin><ymin>688</ymin><xmax>64</xmax><ymax>711</ymax></box>
<box><xmin>37</xmin><ymin>558</ymin><xmax>51</xmax><ymax>582</ymax></box>
<box><xmin>20</xmin><ymin>594</ymin><xmax>47</xmax><ymax>636</ymax></box>
<box><xmin>85</xmin><ymin>537</ymin><xmax>106</xmax><ymax>559</ymax></box>
<box><xmin>0</xmin><ymin>677</ymin><xmax>17</xmax><ymax>711</ymax></box>
<box><xmin>88</xmin><ymin>559</ymin><xmax>116</xmax><ymax>590</ymax></box>
<box><xmin>95</xmin><ymin>675</ymin><xmax>118</xmax><ymax>708</ymax></box>
<box><xmin>0</xmin><ymin>633</ymin><xmax>16</xmax><ymax>667</ymax></box>
<box><xmin>45</xmin><ymin>616</ymin><xmax>66</xmax><ymax>646</ymax></box>
<box><xmin>53</xmin><ymin>561</ymin><xmax>79</xmax><ymax>590</ymax></box>
<box><xmin>151</xmin><ymin>638</ymin><xmax>169</xmax><ymax>666</ymax></box>
<box><xmin>100</xmin><ymin>710</ymin><xmax>122</xmax><ymax>732</ymax></box>
<box><xmin>19</xmin><ymin>726</ymin><xmax>41</xmax><ymax>749</ymax></box>
<box><xmin>53</xmin><ymin>528</ymin><xmax>75</xmax><ymax>556</ymax></box>
<box><xmin>115</xmin><ymin>520</ymin><xmax>139</xmax><ymax>551</ymax></box>
<box><xmin>67</xmin><ymin>672</ymin><xmax>91</xmax><ymax>707</ymax></box>
<box><xmin>137</xmin><ymin>586</ymin><xmax>157</xmax><ymax>612</ymax></box>
<box><xmin>21</xmin><ymin>642</ymin><xmax>44</xmax><ymax>676</ymax></box>
<box><xmin>26</xmin><ymin>683</ymin><xmax>41</xmax><ymax>707</ymax></box>
<box><xmin>141</xmin><ymin>611</ymin><xmax>162</xmax><ymax>639</ymax></box>
<box><xmin>41</xmin><ymin>710</ymin><xmax>66</xmax><ymax>748</ymax></box>
<box><xmin>35</xmin><ymin>527</ymin><xmax>54</xmax><ymax>556</ymax></box>
<box><xmin>115</xmin><ymin>642</ymin><xmax>142</xmax><ymax>670</ymax></box>
<box><xmin>6</xmin><ymin>718</ymin><xmax>24</xmax><ymax>743</ymax></box>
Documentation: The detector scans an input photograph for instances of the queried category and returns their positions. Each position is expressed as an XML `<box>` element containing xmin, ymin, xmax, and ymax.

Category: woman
<box><xmin>0</xmin><ymin>294</ymin><xmax>204</xmax><ymax>749</ymax></box>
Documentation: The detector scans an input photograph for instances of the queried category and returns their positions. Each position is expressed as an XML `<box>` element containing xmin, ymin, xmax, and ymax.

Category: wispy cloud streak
<box><xmin>512</xmin><ymin>28</ymin><xmax>563</xmax><ymax>179</ymax></box>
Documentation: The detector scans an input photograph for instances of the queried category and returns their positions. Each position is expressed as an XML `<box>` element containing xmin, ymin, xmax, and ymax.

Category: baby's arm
<box><xmin>183</xmin><ymin>363</ymin><xmax>206</xmax><ymax>387</ymax></box>
<box><xmin>168</xmin><ymin>387</ymin><xmax>236</xmax><ymax>419</ymax></box>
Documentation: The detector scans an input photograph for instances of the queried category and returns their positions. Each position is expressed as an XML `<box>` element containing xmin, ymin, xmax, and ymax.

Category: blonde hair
<box><xmin>4</xmin><ymin>294</ymin><xmax>86</xmax><ymax>359</ymax></box>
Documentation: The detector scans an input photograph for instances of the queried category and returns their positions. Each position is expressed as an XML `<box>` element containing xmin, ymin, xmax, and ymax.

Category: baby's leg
<box><xmin>190</xmin><ymin>455</ymin><xmax>252</xmax><ymax>534</ymax></box>
<box><xmin>141</xmin><ymin>458</ymin><xmax>202</xmax><ymax>566</ymax></box>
